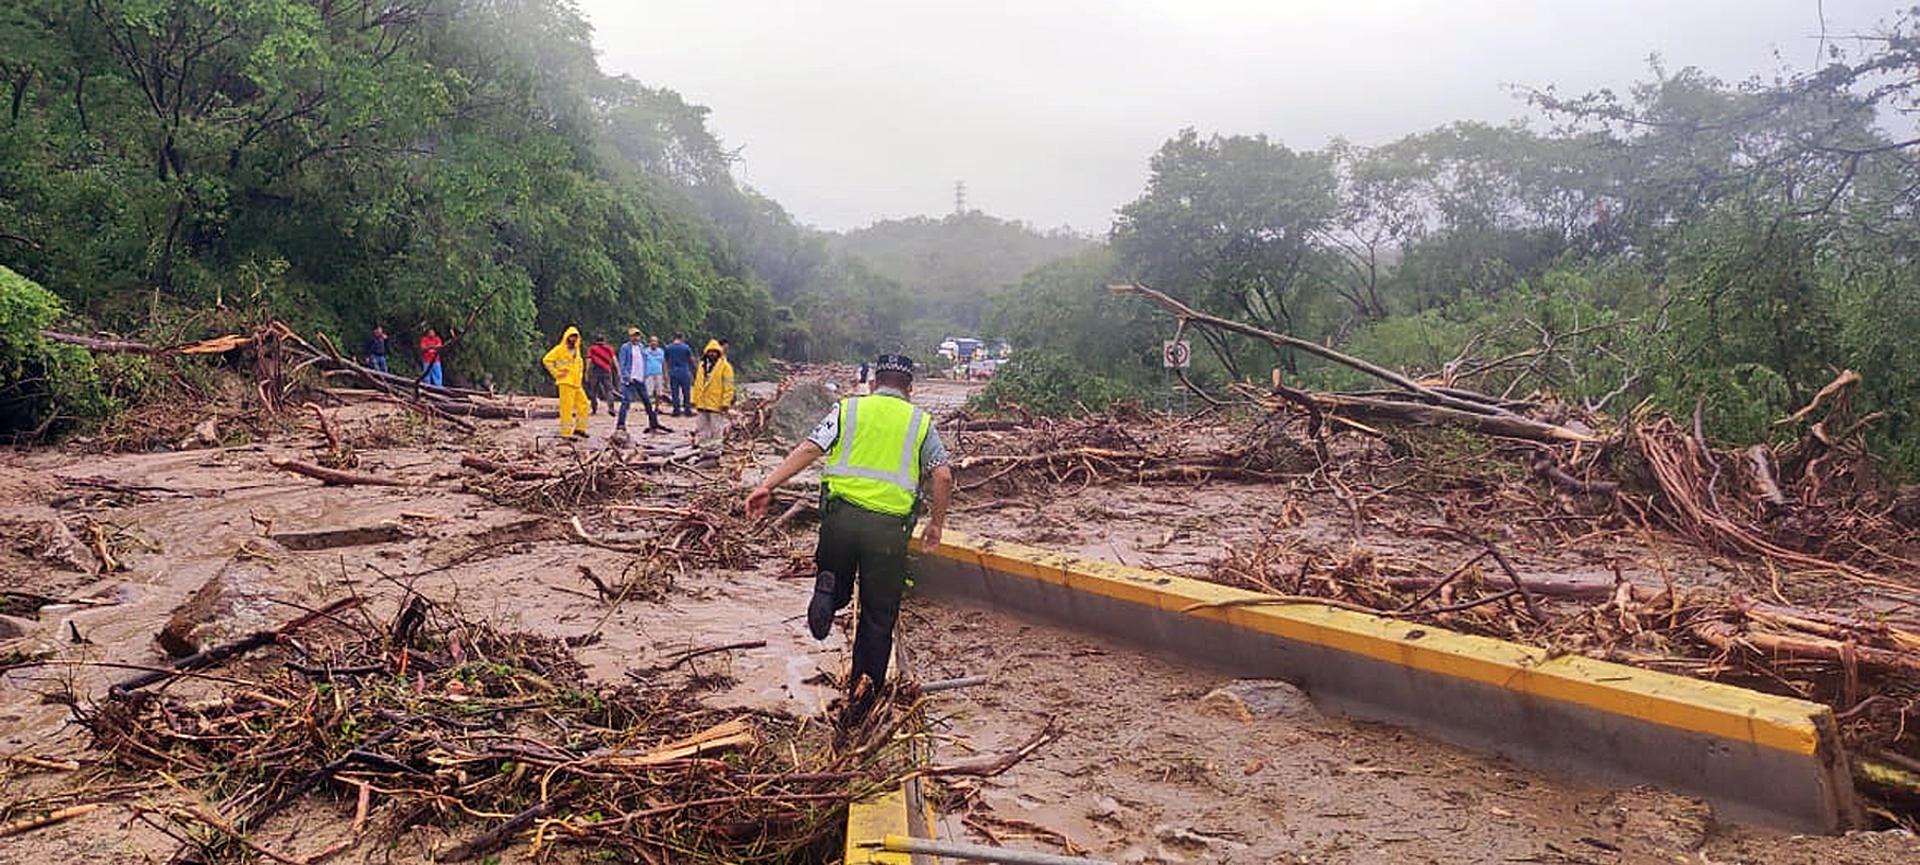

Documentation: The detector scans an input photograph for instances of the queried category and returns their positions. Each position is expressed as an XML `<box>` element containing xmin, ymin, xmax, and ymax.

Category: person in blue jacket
<box><xmin>663</xmin><ymin>333</ymin><xmax>696</xmax><ymax>417</ymax></box>
<box><xmin>614</xmin><ymin>328</ymin><xmax>667</xmax><ymax>434</ymax></box>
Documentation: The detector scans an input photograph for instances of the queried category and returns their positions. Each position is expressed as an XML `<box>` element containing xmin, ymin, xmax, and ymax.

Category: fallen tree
<box><xmin>40</xmin><ymin>322</ymin><xmax>558</xmax><ymax>433</ymax></box>
<box><xmin>1109</xmin><ymin>282</ymin><xmax>1597</xmax><ymax>443</ymax></box>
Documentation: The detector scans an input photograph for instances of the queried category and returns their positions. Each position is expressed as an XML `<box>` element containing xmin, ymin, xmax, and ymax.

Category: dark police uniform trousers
<box><xmin>814</xmin><ymin>497</ymin><xmax>913</xmax><ymax>689</ymax></box>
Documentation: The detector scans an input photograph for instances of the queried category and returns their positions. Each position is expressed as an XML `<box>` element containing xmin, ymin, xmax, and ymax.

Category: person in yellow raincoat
<box><xmin>690</xmin><ymin>338</ymin><xmax>734</xmax><ymax>452</ymax></box>
<box><xmin>543</xmin><ymin>326</ymin><xmax>590</xmax><ymax>438</ymax></box>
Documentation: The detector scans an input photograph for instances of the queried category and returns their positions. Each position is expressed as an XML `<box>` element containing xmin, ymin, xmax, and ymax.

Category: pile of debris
<box><xmin>52</xmin><ymin>596</ymin><xmax>921</xmax><ymax>863</ymax></box>
<box><xmin>457</xmin><ymin>443</ymin><xmax>710</xmax><ymax>515</ymax></box>
<box><xmin>41</xmin><ymin>321</ymin><xmax>551</xmax><ymax>446</ymax></box>
<box><xmin>941</xmin><ymin>285</ymin><xmax>1920</xmax><ymax>812</ymax></box>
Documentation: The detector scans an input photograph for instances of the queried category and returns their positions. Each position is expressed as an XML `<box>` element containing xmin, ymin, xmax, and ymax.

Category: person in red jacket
<box><xmin>418</xmin><ymin>328</ymin><xmax>444</xmax><ymax>387</ymax></box>
<box><xmin>586</xmin><ymin>335</ymin><xmax>617</xmax><ymax>416</ymax></box>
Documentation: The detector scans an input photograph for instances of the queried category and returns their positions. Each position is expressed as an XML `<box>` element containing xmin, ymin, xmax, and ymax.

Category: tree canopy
<box><xmin>1010</xmin><ymin>10</ymin><xmax>1920</xmax><ymax>475</ymax></box>
<box><xmin>0</xmin><ymin>0</ymin><xmax>784</xmax><ymax>386</ymax></box>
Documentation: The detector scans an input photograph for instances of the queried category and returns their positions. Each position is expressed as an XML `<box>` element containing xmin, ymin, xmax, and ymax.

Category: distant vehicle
<box><xmin>938</xmin><ymin>336</ymin><xmax>984</xmax><ymax>363</ymax></box>
<box><xmin>966</xmin><ymin>358</ymin><xmax>1001</xmax><ymax>380</ymax></box>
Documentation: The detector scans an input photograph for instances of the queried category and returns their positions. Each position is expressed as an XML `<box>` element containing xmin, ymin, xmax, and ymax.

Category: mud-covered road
<box><xmin>1</xmin><ymin>376</ymin><xmax>1913</xmax><ymax>863</ymax></box>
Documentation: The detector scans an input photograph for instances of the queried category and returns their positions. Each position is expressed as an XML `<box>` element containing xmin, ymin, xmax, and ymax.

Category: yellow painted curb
<box><xmin>915</xmin><ymin>530</ymin><xmax>1831</xmax><ymax>757</ymax></box>
<box><xmin>843</xmin><ymin>645</ymin><xmax>937</xmax><ymax>863</ymax></box>
<box><xmin>845</xmin><ymin>786</ymin><xmax>913</xmax><ymax>865</ymax></box>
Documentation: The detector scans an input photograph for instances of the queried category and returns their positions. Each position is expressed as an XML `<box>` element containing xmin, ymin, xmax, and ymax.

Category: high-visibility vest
<box><xmin>822</xmin><ymin>394</ymin><xmax>929</xmax><ymax>517</ymax></box>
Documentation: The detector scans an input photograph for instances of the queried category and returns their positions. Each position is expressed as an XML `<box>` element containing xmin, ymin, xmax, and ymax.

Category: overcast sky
<box><xmin>580</xmin><ymin>1</ymin><xmax>1903</xmax><ymax>234</ymax></box>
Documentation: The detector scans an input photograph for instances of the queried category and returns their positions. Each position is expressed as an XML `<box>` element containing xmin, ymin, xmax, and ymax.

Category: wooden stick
<box><xmin>110</xmin><ymin>596</ymin><xmax>363</xmax><ymax>694</ymax></box>
<box><xmin>920</xmin><ymin>722</ymin><xmax>1059</xmax><ymax>779</ymax></box>
<box><xmin>0</xmin><ymin>803</ymin><xmax>102</xmax><ymax>837</ymax></box>
<box><xmin>652</xmin><ymin>640</ymin><xmax>767</xmax><ymax>672</ymax></box>
<box><xmin>568</xmin><ymin>516</ymin><xmax>652</xmax><ymax>554</ymax></box>
<box><xmin>1744</xmin><ymin>445</ymin><xmax>1789</xmax><ymax>509</ymax></box>
<box><xmin>3</xmin><ymin>753</ymin><xmax>81</xmax><ymax>772</ymax></box>
<box><xmin>441</xmin><ymin>792</ymin><xmax>573</xmax><ymax>862</ymax></box>
<box><xmin>165</xmin><ymin>802</ymin><xmax>307</xmax><ymax>865</ymax></box>
<box><xmin>41</xmin><ymin>331</ymin><xmax>251</xmax><ymax>356</ymax></box>
<box><xmin>1311</xmin><ymin>392</ymin><xmax>1596</xmax><ymax>443</ymax></box>
<box><xmin>1530</xmin><ymin>456</ymin><xmax>1619</xmax><ymax>496</ymax></box>
<box><xmin>269</xmin><ymin>459</ymin><xmax>408</xmax><ymax>487</ymax></box>
<box><xmin>920</xmin><ymin>675</ymin><xmax>989</xmax><ymax>693</ymax></box>
<box><xmin>871</xmin><ymin>835</ymin><xmax>1116</xmax><ymax>865</ymax></box>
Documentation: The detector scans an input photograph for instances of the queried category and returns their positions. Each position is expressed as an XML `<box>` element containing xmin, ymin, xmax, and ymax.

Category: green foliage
<box><xmin>970</xmin><ymin>352</ymin><xmax>1135</xmax><ymax>417</ymax></box>
<box><xmin>1315</xmin><ymin>264</ymin><xmax>1653</xmax><ymax>400</ymax></box>
<box><xmin>983</xmin><ymin>248</ymin><xmax>1164</xmax><ymax>387</ymax></box>
<box><xmin>1009</xmin><ymin>29</ymin><xmax>1920</xmax><ymax>478</ymax></box>
<box><xmin>790</xmin><ymin>257</ymin><xmax>916</xmax><ymax>361</ymax></box>
<box><xmin>0</xmin><ymin>266</ymin><xmax>112</xmax><ymax>436</ymax></box>
<box><xmin>1113</xmin><ymin>129</ymin><xmax>1340</xmax><ymax>374</ymax></box>
<box><xmin>1645</xmin><ymin>208</ymin><xmax>1920</xmax><ymax>472</ymax></box>
<box><xmin>0</xmin><ymin>0</ymin><xmax>781</xmax><ymax>389</ymax></box>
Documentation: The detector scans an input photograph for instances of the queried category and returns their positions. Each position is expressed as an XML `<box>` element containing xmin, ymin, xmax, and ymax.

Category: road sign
<box><xmin>1162</xmin><ymin>340</ymin><xmax>1191</xmax><ymax>369</ymax></box>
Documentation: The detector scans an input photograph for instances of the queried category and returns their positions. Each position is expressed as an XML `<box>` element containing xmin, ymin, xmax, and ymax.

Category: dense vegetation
<box><xmin>729</xmin><ymin>208</ymin><xmax>1091</xmax><ymax>363</ymax></box>
<box><xmin>4</xmin><ymin>1</ymin><xmax>1916</xmax><ymax>478</ymax></box>
<box><xmin>0</xmin><ymin>0</ymin><xmax>810</xmax><ymax>397</ymax></box>
<box><xmin>832</xmin><ymin>212</ymin><xmax>1089</xmax><ymax>337</ymax></box>
<box><xmin>987</xmin><ymin>15</ymin><xmax>1920</xmax><ymax>476</ymax></box>
<box><xmin>0</xmin><ymin>266</ymin><xmax>110</xmax><ymax>434</ymax></box>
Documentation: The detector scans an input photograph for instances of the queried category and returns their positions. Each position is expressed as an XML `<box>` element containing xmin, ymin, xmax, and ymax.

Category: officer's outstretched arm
<box><xmin>744</xmin><ymin>441</ymin><xmax>825</xmax><ymax>518</ymax></box>
<box><xmin>920</xmin><ymin>464</ymin><xmax>954</xmax><ymax>548</ymax></box>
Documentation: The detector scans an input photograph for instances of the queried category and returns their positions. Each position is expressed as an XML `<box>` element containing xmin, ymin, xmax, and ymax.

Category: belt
<box><xmin>821</xmin><ymin>494</ymin><xmax>914</xmax><ymax>526</ymax></box>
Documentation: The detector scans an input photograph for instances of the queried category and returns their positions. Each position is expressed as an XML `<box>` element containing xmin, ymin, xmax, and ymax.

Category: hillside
<box><xmin>832</xmin><ymin>212</ymin><xmax>1092</xmax><ymax>334</ymax></box>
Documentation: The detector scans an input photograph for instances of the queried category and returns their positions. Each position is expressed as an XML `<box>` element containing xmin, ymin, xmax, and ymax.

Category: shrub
<box><xmin>0</xmin><ymin>266</ymin><xmax>114</xmax><ymax>438</ymax></box>
<box><xmin>969</xmin><ymin>352</ymin><xmax>1134</xmax><ymax>417</ymax></box>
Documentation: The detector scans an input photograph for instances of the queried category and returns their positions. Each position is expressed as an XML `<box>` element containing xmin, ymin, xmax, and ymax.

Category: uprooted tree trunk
<box><xmin>43</xmin><ymin>323</ymin><xmax>540</xmax><ymax>432</ymax></box>
<box><xmin>40</xmin><ymin>331</ymin><xmax>255</xmax><ymax>356</ymax></box>
<box><xmin>1109</xmin><ymin>282</ymin><xmax>1596</xmax><ymax>444</ymax></box>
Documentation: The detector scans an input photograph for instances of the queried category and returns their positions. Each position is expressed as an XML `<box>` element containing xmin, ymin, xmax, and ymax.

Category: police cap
<box><xmin>874</xmin><ymin>354</ymin><xmax>915</xmax><ymax>377</ymax></box>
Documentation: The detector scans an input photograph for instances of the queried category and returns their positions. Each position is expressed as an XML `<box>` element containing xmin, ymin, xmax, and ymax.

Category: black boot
<box><xmin>807</xmin><ymin>570</ymin><xmax>839</xmax><ymax>640</ymax></box>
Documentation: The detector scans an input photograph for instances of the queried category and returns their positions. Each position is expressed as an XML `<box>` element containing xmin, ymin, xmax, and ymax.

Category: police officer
<box><xmin>744</xmin><ymin>354</ymin><xmax>953</xmax><ymax>722</ymax></box>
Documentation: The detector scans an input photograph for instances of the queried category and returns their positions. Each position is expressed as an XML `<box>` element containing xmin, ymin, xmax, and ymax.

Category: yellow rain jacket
<box><xmin>542</xmin><ymin>326</ymin><xmax>584</xmax><ymax>387</ymax></box>
<box><xmin>691</xmin><ymin>339</ymin><xmax>734</xmax><ymax>411</ymax></box>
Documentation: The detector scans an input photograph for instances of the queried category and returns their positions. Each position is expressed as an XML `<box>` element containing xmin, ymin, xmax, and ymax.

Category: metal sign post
<box><xmin>1162</xmin><ymin>339</ymin><xmax>1191</xmax><ymax>415</ymax></box>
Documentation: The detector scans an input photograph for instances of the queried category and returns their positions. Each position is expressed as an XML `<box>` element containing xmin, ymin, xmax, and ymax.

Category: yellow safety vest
<box><xmin>822</xmin><ymin>394</ymin><xmax>929</xmax><ymax>517</ymax></box>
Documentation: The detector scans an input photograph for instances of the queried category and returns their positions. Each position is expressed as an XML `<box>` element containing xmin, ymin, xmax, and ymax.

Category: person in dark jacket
<box><xmin>364</xmin><ymin>326</ymin><xmax>390</xmax><ymax>373</ymax></box>
<box><xmin>663</xmin><ymin>333</ymin><xmax>696</xmax><ymax>417</ymax></box>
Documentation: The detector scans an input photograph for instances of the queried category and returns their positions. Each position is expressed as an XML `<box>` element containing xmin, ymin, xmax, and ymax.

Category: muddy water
<box><xmin>905</xmin><ymin>601</ymin><xmax>1918</xmax><ymax>865</ymax></box>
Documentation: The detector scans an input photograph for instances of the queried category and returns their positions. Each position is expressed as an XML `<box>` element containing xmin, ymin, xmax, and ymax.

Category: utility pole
<box><xmin>953</xmin><ymin>180</ymin><xmax>968</xmax><ymax>216</ymax></box>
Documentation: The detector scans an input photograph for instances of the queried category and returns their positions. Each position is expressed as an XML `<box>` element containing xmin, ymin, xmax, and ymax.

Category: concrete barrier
<box><xmin>845</xmin><ymin>786</ymin><xmax>916</xmax><ymax>865</ymax></box>
<box><xmin>845</xmin><ymin>644</ymin><xmax>938</xmax><ymax>864</ymax></box>
<box><xmin>909</xmin><ymin>531</ymin><xmax>1861</xmax><ymax>833</ymax></box>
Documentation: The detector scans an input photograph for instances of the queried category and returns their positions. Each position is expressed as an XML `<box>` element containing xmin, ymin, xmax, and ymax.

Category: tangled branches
<box><xmin>1633</xmin><ymin>412</ymin><xmax>1917</xmax><ymax>588</ymax></box>
<box><xmin>1207</xmin><ymin>531</ymin><xmax>1920</xmax><ymax>779</ymax></box>
<box><xmin>76</xmin><ymin>600</ymin><xmax>918</xmax><ymax>864</ymax></box>
<box><xmin>951</xmin><ymin>413</ymin><xmax>1318</xmax><ymax>494</ymax></box>
<box><xmin>459</xmin><ymin>445</ymin><xmax>694</xmax><ymax>514</ymax></box>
